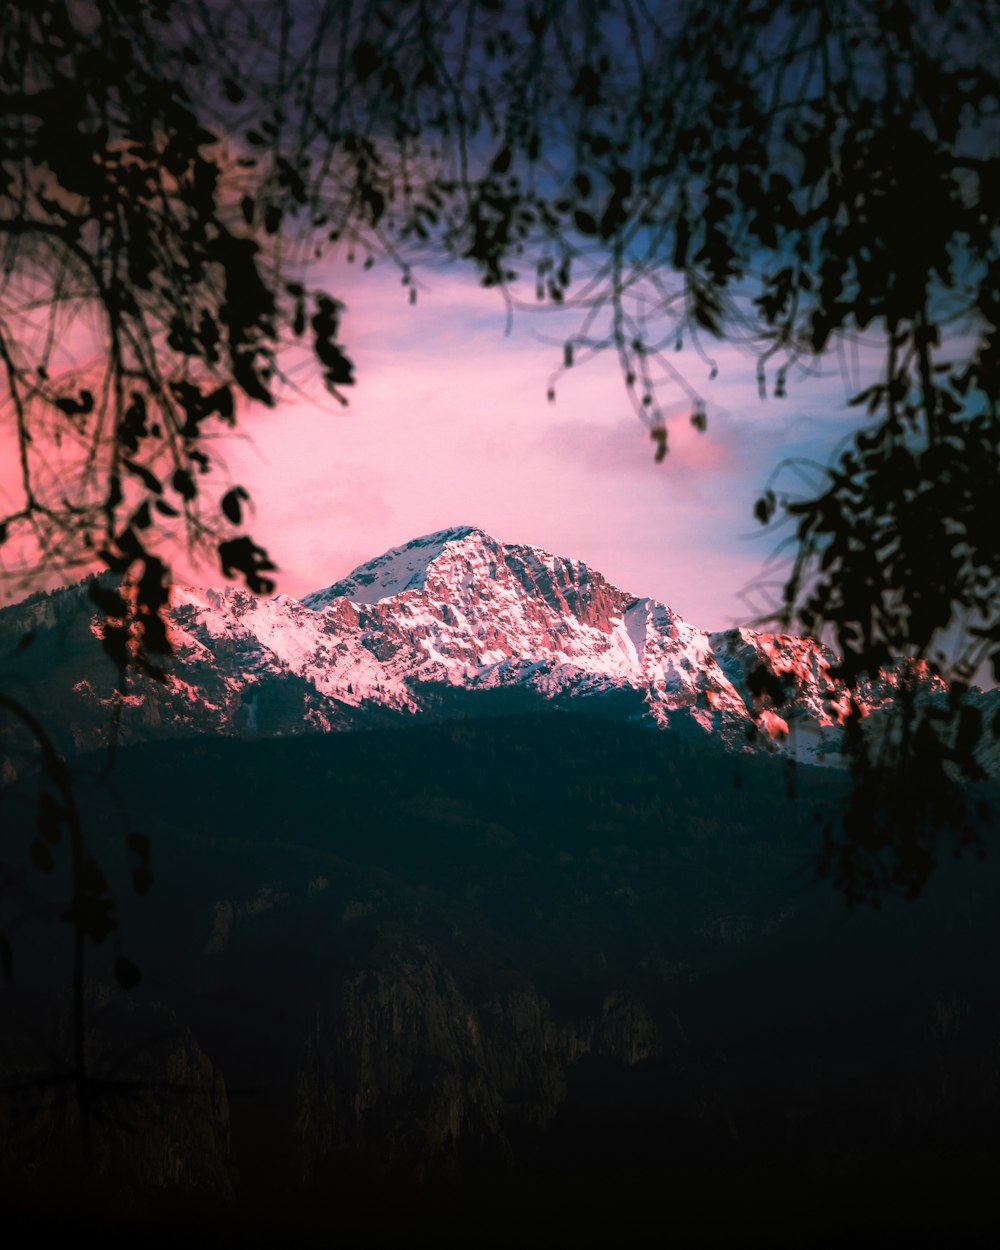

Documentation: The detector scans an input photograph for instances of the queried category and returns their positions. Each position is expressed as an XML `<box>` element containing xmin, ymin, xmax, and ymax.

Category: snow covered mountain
<box><xmin>0</xmin><ymin>524</ymin><xmax>953</xmax><ymax>766</ymax></box>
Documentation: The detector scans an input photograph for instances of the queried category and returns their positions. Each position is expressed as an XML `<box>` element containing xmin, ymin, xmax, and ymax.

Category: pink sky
<box><xmin>0</xmin><ymin>260</ymin><xmax>868</xmax><ymax>631</ymax></box>
<box><xmin>216</xmin><ymin>264</ymin><xmax>864</xmax><ymax>630</ymax></box>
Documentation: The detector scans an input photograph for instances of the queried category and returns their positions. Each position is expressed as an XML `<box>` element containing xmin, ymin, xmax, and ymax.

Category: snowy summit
<box><xmin>4</xmin><ymin>525</ymin><xmax>977</xmax><ymax>766</ymax></box>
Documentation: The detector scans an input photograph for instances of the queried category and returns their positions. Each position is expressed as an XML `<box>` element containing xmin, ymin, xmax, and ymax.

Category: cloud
<box><xmin>2</xmin><ymin>254</ymin><xmax>882</xmax><ymax>633</ymax></box>
<box><xmin>218</xmin><ymin>260</ymin><xmax>865</xmax><ymax>623</ymax></box>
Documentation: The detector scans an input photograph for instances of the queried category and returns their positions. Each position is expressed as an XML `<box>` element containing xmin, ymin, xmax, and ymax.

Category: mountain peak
<box><xmin>300</xmin><ymin>525</ymin><xmax>637</xmax><ymax>632</ymax></box>
<box><xmin>8</xmin><ymin>525</ymin><xmax>991</xmax><ymax>774</ymax></box>
<box><xmin>301</xmin><ymin>525</ymin><xmax>501</xmax><ymax>609</ymax></box>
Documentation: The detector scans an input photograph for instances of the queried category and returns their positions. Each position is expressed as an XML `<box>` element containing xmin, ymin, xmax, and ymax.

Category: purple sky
<box><xmin>220</xmin><ymin>264</ymin><xmax>868</xmax><ymax>630</ymax></box>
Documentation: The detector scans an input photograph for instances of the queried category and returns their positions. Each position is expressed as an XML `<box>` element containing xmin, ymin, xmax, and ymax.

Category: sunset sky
<box><xmin>0</xmin><ymin>255</ymin><xmax>873</xmax><ymax>632</ymax></box>
<box><xmin>220</xmin><ymin>260</ymin><xmax>871</xmax><ymax>631</ymax></box>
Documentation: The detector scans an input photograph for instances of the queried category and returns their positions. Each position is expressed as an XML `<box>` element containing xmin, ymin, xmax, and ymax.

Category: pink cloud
<box><xmin>2</xmin><ymin>257</ymin><xmax>874</xmax><ymax>633</ymax></box>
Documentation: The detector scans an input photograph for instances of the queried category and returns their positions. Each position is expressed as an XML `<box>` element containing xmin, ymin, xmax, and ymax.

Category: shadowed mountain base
<box><xmin>2</xmin><ymin>716</ymin><xmax>998</xmax><ymax>1243</ymax></box>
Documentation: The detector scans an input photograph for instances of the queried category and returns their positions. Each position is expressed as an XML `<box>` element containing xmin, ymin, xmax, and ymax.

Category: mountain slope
<box><xmin>0</xmin><ymin>524</ymin><xmax>946</xmax><ymax>765</ymax></box>
<box><xmin>4</xmin><ymin>718</ymin><xmax>999</xmax><ymax>1208</ymax></box>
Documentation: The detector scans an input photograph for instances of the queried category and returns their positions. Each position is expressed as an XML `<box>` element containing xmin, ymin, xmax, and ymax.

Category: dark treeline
<box><xmin>2</xmin><ymin>714</ymin><xmax>998</xmax><ymax>1243</ymax></box>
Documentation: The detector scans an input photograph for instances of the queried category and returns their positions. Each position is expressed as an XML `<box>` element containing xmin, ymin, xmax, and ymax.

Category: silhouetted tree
<box><xmin>2</xmin><ymin>0</ymin><xmax>998</xmax><ymax>905</ymax></box>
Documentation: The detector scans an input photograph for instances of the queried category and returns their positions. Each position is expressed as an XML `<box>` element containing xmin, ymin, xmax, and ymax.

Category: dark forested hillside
<box><xmin>2</xmin><ymin>715</ymin><xmax>999</xmax><ymax>1243</ymax></box>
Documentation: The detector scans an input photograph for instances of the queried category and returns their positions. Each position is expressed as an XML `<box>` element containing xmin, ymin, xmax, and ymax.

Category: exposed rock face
<box><xmin>0</xmin><ymin>987</ymin><xmax>234</xmax><ymax>1203</ymax></box>
<box><xmin>294</xmin><ymin>951</ymin><xmax>659</xmax><ymax>1169</ymax></box>
<box><xmin>0</xmin><ymin>525</ymin><xmax>882</xmax><ymax>764</ymax></box>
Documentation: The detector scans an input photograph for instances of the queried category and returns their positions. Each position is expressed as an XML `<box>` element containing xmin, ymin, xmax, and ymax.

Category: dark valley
<box><xmin>2</xmin><ymin>532</ymin><xmax>998</xmax><ymax>1245</ymax></box>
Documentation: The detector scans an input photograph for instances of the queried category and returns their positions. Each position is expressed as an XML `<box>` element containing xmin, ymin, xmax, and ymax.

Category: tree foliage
<box><xmin>1</xmin><ymin>0</ymin><xmax>999</xmax><ymax>898</ymax></box>
<box><xmin>0</xmin><ymin>0</ymin><xmax>355</xmax><ymax>677</ymax></box>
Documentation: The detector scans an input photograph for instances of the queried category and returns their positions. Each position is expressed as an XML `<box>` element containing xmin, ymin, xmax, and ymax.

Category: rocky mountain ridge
<box><xmin>0</xmin><ymin>524</ymin><xmax>981</xmax><ymax>767</ymax></box>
